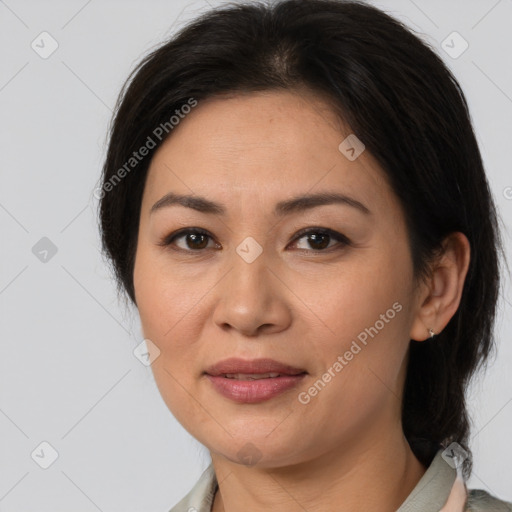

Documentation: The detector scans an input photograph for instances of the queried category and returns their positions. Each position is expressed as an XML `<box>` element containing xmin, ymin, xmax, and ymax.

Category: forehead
<box><xmin>143</xmin><ymin>90</ymin><xmax>393</xmax><ymax>215</ymax></box>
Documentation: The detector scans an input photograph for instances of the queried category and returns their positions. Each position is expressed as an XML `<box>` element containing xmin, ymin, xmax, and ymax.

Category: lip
<box><xmin>205</xmin><ymin>374</ymin><xmax>307</xmax><ymax>403</ymax></box>
<box><xmin>204</xmin><ymin>357</ymin><xmax>307</xmax><ymax>376</ymax></box>
<box><xmin>204</xmin><ymin>358</ymin><xmax>307</xmax><ymax>404</ymax></box>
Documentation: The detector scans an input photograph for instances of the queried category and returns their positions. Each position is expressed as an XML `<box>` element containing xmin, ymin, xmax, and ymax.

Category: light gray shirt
<box><xmin>169</xmin><ymin>450</ymin><xmax>512</xmax><ymax>511</ymax></box>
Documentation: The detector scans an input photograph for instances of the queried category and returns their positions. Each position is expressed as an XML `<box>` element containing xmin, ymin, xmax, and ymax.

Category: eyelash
<box><xmin>157</xmin><ymin>227</ymin><xmax>351</xmax><ymax>254</ymax></box>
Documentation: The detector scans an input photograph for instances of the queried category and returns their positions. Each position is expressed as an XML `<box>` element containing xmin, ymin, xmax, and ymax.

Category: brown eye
<box><xmin>300</xmin><ymin>232</ymin><xmax>331</xmax><ymax>250</ymax></box>
<box><xmin>180</xmin><ymin>232</ymin><xmax>210</xmax><ymax>250</ymax></box>
<box><xmin>158</xmin><ymin>228</ymin><xmax>218</xmax><ymax>251</ymax></box>
<box><xmin>291</xmin><ymin>228</ymin><xmax>351</xmax><ymax>252</ymax></box>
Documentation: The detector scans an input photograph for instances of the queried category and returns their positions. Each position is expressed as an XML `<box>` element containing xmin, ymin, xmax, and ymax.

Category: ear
<box><xmin>409</xmin><ymin>232</ymin><xmax>471</xmax><ymax>342</ymax></box>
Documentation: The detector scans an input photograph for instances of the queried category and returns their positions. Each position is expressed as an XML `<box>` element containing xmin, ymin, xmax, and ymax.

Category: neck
<box><xmin>210</xmin><ymin>426</ymin><xmax>426</xmax><ymax>512</ymax></box>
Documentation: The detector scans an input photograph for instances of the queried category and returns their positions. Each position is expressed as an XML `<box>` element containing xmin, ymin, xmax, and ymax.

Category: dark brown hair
<box><xmin>98</xmin><ymin>0</ymin><xmax>506</xmax><ymax>479</ymax></box>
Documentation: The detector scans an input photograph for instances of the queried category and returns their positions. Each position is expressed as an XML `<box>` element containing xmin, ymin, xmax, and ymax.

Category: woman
<box><xmin>97</xmin><ymin>0</ymin><xmax>511</xmax><ymax>510</ymax></box>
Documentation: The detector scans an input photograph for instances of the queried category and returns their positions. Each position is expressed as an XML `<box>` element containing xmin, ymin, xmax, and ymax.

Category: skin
<box><xmin>133</xmin><ymin>89</ymin><xmax>470</xmax><ymax>512</ymax></box>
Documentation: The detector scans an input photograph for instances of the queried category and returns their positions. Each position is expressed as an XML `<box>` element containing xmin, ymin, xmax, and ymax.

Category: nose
<box><xmin>211</xmin><ymin>249</ymin><xmax>292</xmax><ymax>337</ymax></box>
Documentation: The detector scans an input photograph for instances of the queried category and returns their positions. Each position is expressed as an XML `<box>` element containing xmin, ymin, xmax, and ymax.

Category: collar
<box><xmin>397</xmin><ymin>450</ymin><xmax>459</xmax><ymax>511</ymax></box>
<box><xmin>170</xmin><ymin>449</ymin><xmax>458</xmax><ymax>512</ymax></box>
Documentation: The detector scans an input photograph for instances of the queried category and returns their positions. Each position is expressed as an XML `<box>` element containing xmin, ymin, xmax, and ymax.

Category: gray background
<box><xmin>1</xmin><ymin>0</ymin><xmax>511</xmax><ymax>510</ymax></box>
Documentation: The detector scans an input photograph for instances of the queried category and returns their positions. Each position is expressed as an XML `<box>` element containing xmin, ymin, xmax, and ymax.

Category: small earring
<box><xmin>428</xmin><ymin>328</ymin><xmax>435</xmax><ymax>339</ymax></box>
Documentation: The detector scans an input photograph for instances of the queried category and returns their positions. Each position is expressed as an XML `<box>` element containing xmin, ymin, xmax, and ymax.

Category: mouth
<box><xmin>204</xmin><ymin>358</ymin><xmax>308</xmax><ymax>403</ymax></box>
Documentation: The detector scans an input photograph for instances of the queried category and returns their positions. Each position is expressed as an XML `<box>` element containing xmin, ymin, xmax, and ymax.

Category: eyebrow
<box><xmin>150</xmin><ymin>191</ymin><xmax>371</xmax><ymax>216</ymax></box>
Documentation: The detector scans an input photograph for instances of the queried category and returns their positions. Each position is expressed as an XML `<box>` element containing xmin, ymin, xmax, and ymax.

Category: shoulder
<box><xmin>466</xmin><ymin>489</ymin><xmax>512</xmax><ymax>511</ymax></box>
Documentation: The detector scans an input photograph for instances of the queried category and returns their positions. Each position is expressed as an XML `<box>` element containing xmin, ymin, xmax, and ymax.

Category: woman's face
<box><xmin>133</xmin><ymin>90</ymin><xmax>424</xmax><ymax>467</ymax></box>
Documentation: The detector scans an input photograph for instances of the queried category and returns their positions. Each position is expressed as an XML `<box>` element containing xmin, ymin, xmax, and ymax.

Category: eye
<box><xmin>157</xmin><ymin>228</ymin><xmax>219</xmax><ymax>252</ymax></box>
<box><xmin>289</xmin><ymin>227</ymin><xmax>351</xmax><ymax>252</ymax></box>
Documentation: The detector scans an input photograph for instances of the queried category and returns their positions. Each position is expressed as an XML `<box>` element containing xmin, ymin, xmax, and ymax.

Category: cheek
<box><xmin>133</xmin><ymin>248</ymin><xmax>209</xmax><ymax>387</ymax></box>
<box><xmin>301</xmin><ymin>276</ymin><xmax>411</xmax><ymax>438</ymax></box>
<box><xmin>312</xmin><ymin>240</ymin><xmax>414</xmax><ymax>391</ymax></box>
<box><xmin>134</xmin><ymin>251</ymin><xmax>208</xmax><ymax>428</ymax></box>
<box><xmin>134</xmin><ymin>247</ymin><xmax>196</xmax><ymax>340</ymax></box>
<box><xmin>322</xmin><ymin>247</ymin><xmax>411</xmax><ymax>339</ymax></box>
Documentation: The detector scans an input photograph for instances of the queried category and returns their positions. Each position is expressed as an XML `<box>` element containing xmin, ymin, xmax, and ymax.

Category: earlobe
<box><xmin>409</xmin><ymin>232</ymin><xmax>471</xmax><ymax>342</ymax></box>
